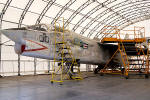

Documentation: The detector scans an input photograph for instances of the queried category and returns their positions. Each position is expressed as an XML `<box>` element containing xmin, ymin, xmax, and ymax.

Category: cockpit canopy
<box><xmin>26</xmin><ymin>24</ymin><xmax>51</xmax><ymax>32</ymax></box>
<box><xmin>5</xmin><ymin>24</ymin><xmax>68</xmax><ymax>32</ymax></box>
<box><xmin>5</xmin><ymin>24</ymin><xmax>51</xmax><ymax>32</ymax></box>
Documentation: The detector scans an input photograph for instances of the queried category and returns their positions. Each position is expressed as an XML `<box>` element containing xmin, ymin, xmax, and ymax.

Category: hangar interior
<box><xmin>0</xmin><ymin>0</ymin><xmax>150</xmax><ymax>77</ymax></box>
<box><xmin>0</xmin><ymin>0</ymin><xmax>150</xmax><ymax>100</ymax></box>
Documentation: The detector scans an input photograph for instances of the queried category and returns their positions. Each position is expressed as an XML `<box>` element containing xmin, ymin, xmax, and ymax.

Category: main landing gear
<box><xmin>94</xmin><ymin>65</ymin><xmax>104</xmax><ymax>74</ymax></box>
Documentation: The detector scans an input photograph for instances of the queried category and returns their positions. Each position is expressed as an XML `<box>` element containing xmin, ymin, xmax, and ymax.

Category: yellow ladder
<box><xmin>50</xmin><ymin>18</ymin><xmax>82</xmax><ymax>84</ymax></box>
<box><xmin>118</xmin><ymin>42</ymin><xmax>130</xmax><ymax>78</ymax></box>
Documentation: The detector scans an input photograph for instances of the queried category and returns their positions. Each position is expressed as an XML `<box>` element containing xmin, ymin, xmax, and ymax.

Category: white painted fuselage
<box><xmin>0</xmin><ymin>24</ymin><xmax>116</xmax><ymax>65</ymax></box>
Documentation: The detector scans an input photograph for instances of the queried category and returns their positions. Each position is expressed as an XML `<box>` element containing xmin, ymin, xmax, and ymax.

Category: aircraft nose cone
<box><xmin>0</xmin><ymin>29</ymin><xmax>17</xmax><ymax>42</ymax></box>
<box><xmin>0</xmin><ymin>30</ymin><xmax>8</xmax><ymax>35</ymax></box>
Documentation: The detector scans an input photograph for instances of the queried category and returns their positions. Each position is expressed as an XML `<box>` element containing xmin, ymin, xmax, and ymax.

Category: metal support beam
<box><xmin>47</xmin><ymin>60</ymin><xmax>50</xmax><ymax>73</ymax></box>
<box><xmin>34</xmin><ymin>58</ymin><xmax>37</xmax><ymax>75</ymax></box>
<box><xmin>64</xmin><ymin>0</ymin><xmax>93</xmax><ymax>28</ymax></box>
<box><xmin>0</xmin><ymin>0</ymin><xmax>12</xmax><ymax>77</ymax></box>
<box><xmin>0</xmin><ymin>1</ymin><xmax>99</xmax><ymax>33</ymax></box>
<box><xmin>36</xmin><ymin>0</ymin><xmax>56</xmax><ymax>24</ymax></box>
<box><xmin>95</xmin><ymin>7</ymin><xmax>150</xmax><ymax>38</ymax></box>
<box><xmin>51</xmin><ymin>0</ymin><xmax>76</xmax><ymax>25</ymax></box>
<box><xmin>79</xmin><ymin>0</ymin><xmax>148</xmax><ymax>36</ymax></box>
<box><xmin>91</xmin><ymin>2</ymin><xmax>150</xmax><ymax>38</ymax></box>
<box><xmin>0</xmin><ymin>13</ymin><xmax>2</xmax><ymax>78</ymax></box>
<box><xmin>97</xmin><ymin>14</ymin><xmax>150</xmax><ymax>39</ymax></box>
<box><xmin>0</xmin><ymin>0</ymin><xmax>12</xmax><ymax>20</ymax></box>
<box><xmin>18</xmin><ymin>0</ymin><xmax>34</xmax><ymax>28</ymax></box>
<box><xmin>72</xmin><ymin>0</ymin><xmax>117</xmax><ymax>31</ymax></box>
<box><xmin>18</xmin><ymin>54</ymin><xmax>20</xmax><ymax>76</ymax></box>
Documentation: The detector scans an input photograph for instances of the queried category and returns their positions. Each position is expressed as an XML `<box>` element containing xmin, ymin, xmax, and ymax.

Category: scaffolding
<box><xmin>100</xmin><ymin>26</ymin><xmax>149</xmax><ymax>78</ymax></box>
<box><xmin>51</xmin><ymin>18</ymin><xmax>82</xmax><ymax>84</ymax></box>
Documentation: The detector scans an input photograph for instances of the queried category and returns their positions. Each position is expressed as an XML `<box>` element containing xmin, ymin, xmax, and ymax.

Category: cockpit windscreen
<box><xmin>27</xmin><ymin>24</ymin><xmax>48</xmax><ymax>31</ymax></box>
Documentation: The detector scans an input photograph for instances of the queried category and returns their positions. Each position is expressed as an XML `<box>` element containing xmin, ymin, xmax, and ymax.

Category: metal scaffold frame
<box><xmin>51</xmin><ymin>17</ymin><xmax>82</xmax><ymax>84</ymax></box>
<box><xmin>100</xmin><ymin>26</ymin><xmax>149</xmax><ymax>79</ymax></box>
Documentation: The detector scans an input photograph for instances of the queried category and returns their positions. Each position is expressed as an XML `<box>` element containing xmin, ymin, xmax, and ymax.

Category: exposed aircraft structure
<box><xmin>0</xmin><ymin>24</ymin><xmax>148</xmax><ymax>75</ymax></box>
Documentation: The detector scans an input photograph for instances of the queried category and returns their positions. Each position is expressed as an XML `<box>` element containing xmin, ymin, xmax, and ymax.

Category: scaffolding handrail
<box><xmin>101</xmin><ymin>26</ymin><xmax>146</xmax><ymax>42</ymax></box>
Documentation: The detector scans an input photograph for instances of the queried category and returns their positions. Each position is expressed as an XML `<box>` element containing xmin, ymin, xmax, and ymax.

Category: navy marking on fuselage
<box><xmin>39</xmin><ymin>33</ymin><xmax>49</xmax><ymax>43</ymax></box>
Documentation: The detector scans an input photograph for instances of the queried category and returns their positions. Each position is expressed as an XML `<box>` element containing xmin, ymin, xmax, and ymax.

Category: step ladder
<box><xmin>51</xmin><ymin>18</ymin><xmax>82</xmax><ymax>84</ymax></box>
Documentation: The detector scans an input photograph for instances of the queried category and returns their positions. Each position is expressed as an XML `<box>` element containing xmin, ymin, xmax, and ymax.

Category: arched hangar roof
<box><xmin>0</xmin><ymin>0</ymin><xmax>150</xmax><ymax>39</ymax></box>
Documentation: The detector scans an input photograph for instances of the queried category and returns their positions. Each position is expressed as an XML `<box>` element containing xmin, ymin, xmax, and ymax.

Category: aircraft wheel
<box><xmin>145</xmin><ymin>74</ymin><xmax>149</xmax><ymax>79</ymax></box>
<box><xmin>51</xmin><ymin>81</ymin><xmax>53</xmax><ymax>84</ymax></box>
<box><xmin>94</xmin><ymin>68</ymin><xmax>99</xmax><ymax>74</ymax></box>
<box><xmin>100</xmin><ymin>73</ymin><xmax>104</xmax><ymax>76</ymax></box>
<box><xmin>121</xmin><ymin>68</ymin><xmax>125</xmax><ymax>74</ymax></box>
<box><xmin>125</xmin><ymin>75</ymin><xmax>129</xmax><ymax>79</ymax></box>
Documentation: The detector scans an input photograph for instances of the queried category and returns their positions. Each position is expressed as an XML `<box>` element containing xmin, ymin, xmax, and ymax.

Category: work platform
<box><xmin>101</xmin><ymin>37</ymin><xmax>146</xmax><ymax>43</ymax></box>
<box><xmin>99</xmin><ymin>26</ymin><xmax>149</xmax><ymax>78</ymax></box>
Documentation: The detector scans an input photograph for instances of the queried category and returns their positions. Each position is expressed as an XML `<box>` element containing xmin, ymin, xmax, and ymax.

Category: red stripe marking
<box><xmin>24</xmin><ymin>39</ymin><xmax>48</xmax><ymax>52</ymax></box>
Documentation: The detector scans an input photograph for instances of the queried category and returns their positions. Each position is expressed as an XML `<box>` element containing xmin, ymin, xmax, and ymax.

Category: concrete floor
<box><xmin>0</xmin><ymin>73</ymin><xmax>150</xmax><ymax>100</ymax></box>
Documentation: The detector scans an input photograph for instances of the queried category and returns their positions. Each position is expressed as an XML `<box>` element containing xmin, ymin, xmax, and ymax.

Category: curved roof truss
<box><xmin>0</xmin><ymin>0</ymin><xmax>150</xmax><ymax>39</ymax></box>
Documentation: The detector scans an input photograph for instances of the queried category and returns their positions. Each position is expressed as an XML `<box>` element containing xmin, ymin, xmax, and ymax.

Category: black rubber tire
<box><xmin>121</xmin><ymin>68</ymin><xmax>125</xmax><ymax>74</ymax></box>
<box><xmin>100</xmin><ymin>73</ymin><xmax>104</xmax><ymax>76</ymax></box>
<box><xmin>145</xmin><ymin>74</ymin><xmax>149</xmax><ymax>79</ymax></box>
<box><xmin>125</xmin><ymin>76</ymin><xmax>129</xmax><ymax>79</ymax></box>
<box><xmin>94</xmin><ymin>68</ymin><xmax>99</xmax><ymax>74</ymax></box>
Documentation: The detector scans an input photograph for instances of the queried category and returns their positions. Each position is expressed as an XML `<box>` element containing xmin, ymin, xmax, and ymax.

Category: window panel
<box><xmin>88</xmin><ymin>21</ymin><xmax>99</xmax><ymax>29</ymax></box>
<box><xmin>75</xmin><ymin>26</ymin><xmax>82</xmax><ymax>34</ymax></box>
<box><xmin>97</xmin><ymin>0</ymin><xmax>106</xmax><ymax>3</ymax></box>
<box><xmin>70</xmin><ymin>14</ymin><xmax>83</xmax><ymax>25</ymax></box>
<box><xmin>69</xmin><ymin>0</ymin><xmax>87</xmax><ymax>11</ymax></box>
<box><xmin>1</xmin><ymin>34</ymin><xmax>17</xmax><ymax>60</ymax></box>
<box><xmin>0</xmin><ymin>0</ymin><xmax>7</xmax><ymax>3</ymax></box>
<box><xmin>80</xmin><ymin>18</ymin><xmax>91</xmax><ymax>27</ymax></box>
<box><xmin>55</xmin><ymin>0</ymin><xmax>70</xmax><ymax>6</ymax></box>
<box><xmin>1</xmin><ymin>46</ymin><xmax>17</xmax><ymax>60</ymax></box>
<box><xmin>22</xmin><ymin>12</ymin><xmax>39</xmax><ymax>25</ymax></box>
<box><xmin>80</xmin><ymin>2</ymin><xmax>98</xmax><ymax>14</ymax></box>
<box><xmin>10</xmin><ymin>0</ymin><xmax>29</xmax><ymax>9</ymax></box>
<box><xmin>2</xmin><ymin>21</ymin><xmax>18</xmax><ymax>29</ymax></box>
<box><xmin>3</xmin><ymin>7</ymin><xmax>22</xmax><ymax>23</ymax></box>
<box><xmin>84</xmin><ymin>29</ymin><xmax>90</xmax><ymax>37</ymax></box>
<box><xmin>41</xmin><ymin>16</ymin><xmax>52</xmax><ymax>24</ymax></box>
<box><xmin>0</xmin><ymin>4</ymin><xmax>4</xmax><ymax>12</ymax></box>
<box><xmin>61</xmin><ymin>10</ymin><xmax>73</xmax><ymax>21</ymax></box>
<box><xmin>29</xmin><ymin>0</ymin><xmax>47</xmax><ymax>13</ymax></box>
<box><xmin>90</xmin><ymin>7</ymin><xmax>107</xmax><ymax>18</ymax></box>
<box><xmin>21</xmin><ymin>56</ymin><xmax>34</xmax><ymax>60</ymax></box>
<box><xmin>68</xmin><ymin>24</ymin><xmax>74</xmax><ymax>30</ymax></box>
<box><xmin>45</xmin><ymin>5</ymin><xmax>61</xmax><ymax>19</ymax></box>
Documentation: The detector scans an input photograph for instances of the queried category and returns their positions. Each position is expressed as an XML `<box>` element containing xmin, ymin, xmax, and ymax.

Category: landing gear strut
<box><xmin>94</xmin><ymin>65</ymin><xmax>104</xmax><ymax>74</ymax></box>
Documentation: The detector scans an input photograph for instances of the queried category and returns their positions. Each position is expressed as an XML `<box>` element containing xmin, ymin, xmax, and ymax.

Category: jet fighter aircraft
<box><xmin>0</xmin><ymin>24</ymin><xmax>148</xmax><ymax>74</ymax></box>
